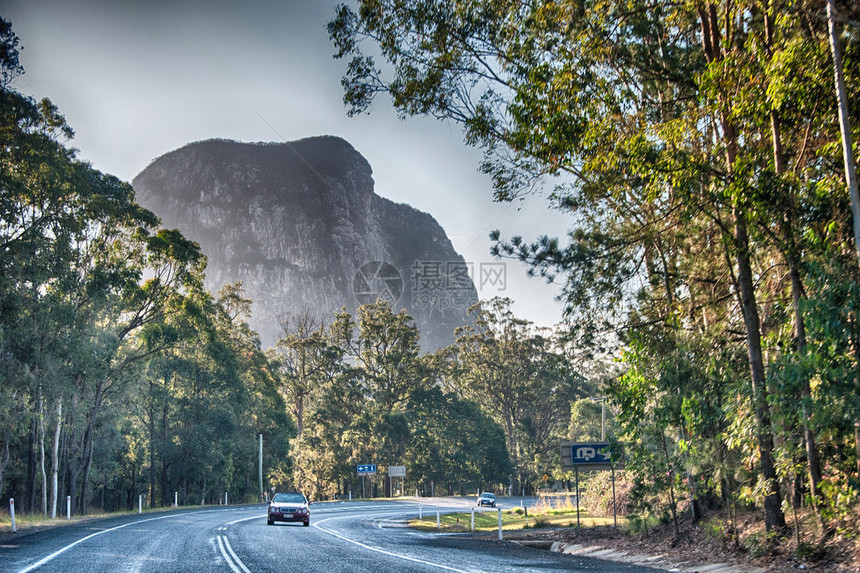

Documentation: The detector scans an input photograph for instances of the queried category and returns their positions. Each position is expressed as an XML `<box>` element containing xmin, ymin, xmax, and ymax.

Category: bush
<box><xmin>532</xmin><ymin>514</ymin><xmax>552</xmax><ymax>528</ymax></box>
<box><xmin>580</xmin><ymin>471</ymin><xmax>633</xmax><ymax>517</ymax></box>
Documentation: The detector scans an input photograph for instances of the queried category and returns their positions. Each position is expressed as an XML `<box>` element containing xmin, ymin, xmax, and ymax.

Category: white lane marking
<box><xmin>217</xmin><ymin>535</ymin><xmax>251</xmax><ymax>573</ymax></box>
<box><xmin>17</xmin><ymin>510</ymin><xmax>209</xmax><ymax>573</ymax></box>
<box><xmin>222</xmin><ymin>536</ymin><xmax>251</xmax><ymax>573</ymax></box>
<box><xmin>313</xmin><ymin>513</ymin><xmax>471</xmax><ymax>573</ymax></box>
<box><xmin>217</xmin><ymin>536</ymin><xmax>241</xmax><ymax>573</ymax></box>
<box><xmin>224</xmin><ymin>515</ymin><xmax>263</xmax><ymax>526</ymax></box>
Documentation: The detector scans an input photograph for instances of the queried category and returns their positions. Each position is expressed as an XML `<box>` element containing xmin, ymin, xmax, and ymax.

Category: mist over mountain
<box><xmin>132</xmin><ymin>136</ymin><xmax>478</xmax><ymax>350</ymax></box>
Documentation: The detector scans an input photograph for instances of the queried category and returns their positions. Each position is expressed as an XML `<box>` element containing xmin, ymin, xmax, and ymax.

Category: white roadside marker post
<box><xmin>471</xmin><ymin>507</ymin><xmax>475</xmax><ymax>532</ymax></box>
<box><xmin>138</xmin><ymin>494</ymin><xmax>142</xmax><ymax>514</ymax></box>
<box><xmin>66</xmin><ymin>496</ymin><xmax>70</xmax><ymax>519</ymax></box>
<box><xmin>436</xmin><ymin>506</ymin><xmax>440</xmax><ymax>529</ymax></box>
<box><xmin>498</xmin><ymin>507</ymin><xmax>503</xmax><ymax>540</ymax></box>
<box><xmin>175</xmin><ymin>491</ymin><xmax>178</xmax><ymax>507</ymax></box>
<box><xmin>10</xmin><ymin>499</ymin><xmax>16</xmax><ymax>533</ymax></box>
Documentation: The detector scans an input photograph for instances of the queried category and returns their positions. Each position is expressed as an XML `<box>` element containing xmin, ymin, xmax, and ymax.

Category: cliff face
<box><xmin>132</xmin><ymin>136</ymin><xmax>477</xmax><ymax>350</ymax></box>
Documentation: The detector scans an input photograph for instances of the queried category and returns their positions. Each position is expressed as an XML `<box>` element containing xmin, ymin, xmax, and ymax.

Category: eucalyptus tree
<box><xmin>0</xmin><ymin>19</ymin><xmax>214</xmax><ymax>512</ymax></box>
<box><xmin>270</xmin><ymin>310</ymin><xmax>341</xmax><ymax>439</ymax></box>
<box><xmin>328</xmin><ymin>0</ymin><xmax>860</xmax><ymax>531</ymax></box>
<box><xmin>447</xmin><ymin>298</ymin><xmax>582</xmax><ymax>493</ymax></box>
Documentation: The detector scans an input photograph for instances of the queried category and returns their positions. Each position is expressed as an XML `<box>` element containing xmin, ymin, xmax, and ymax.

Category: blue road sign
<box><xmin>571</xmin><ymin>443</ymin><xmax>612</xmax><ymax>464</ymax></box>
<box><xmin>357</xmin><ymin>464</ymin><xmax>377</xmax><ymax>475</ymax></box>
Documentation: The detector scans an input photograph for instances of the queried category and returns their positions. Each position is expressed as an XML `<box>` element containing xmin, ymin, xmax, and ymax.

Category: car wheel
<box><xmin>303</xmin><ymin>521</ymin><xmax>310</xmax><ymax>527</ymax></box>
<box><xmin>267</xmin><ymin>519</ymin><xmax>274</xmax><ymax>525</ymax></box>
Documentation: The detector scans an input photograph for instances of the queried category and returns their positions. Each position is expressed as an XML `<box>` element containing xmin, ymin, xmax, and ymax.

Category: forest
<box><xmin>326</xmin><ymin>0</ymin><xmax>860</xmax><ymax>543</ymax></box>
<box><xmin>0</xmin><ymin>18</ymin><xmax>583</xmax><ymax>516</ymax></box>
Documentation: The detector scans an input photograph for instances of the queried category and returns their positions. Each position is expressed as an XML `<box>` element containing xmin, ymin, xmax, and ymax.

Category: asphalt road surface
<box><xmin>0</xmin><ymin>499</ymin><xmax>666</xmax><ymax>572</ymax></box>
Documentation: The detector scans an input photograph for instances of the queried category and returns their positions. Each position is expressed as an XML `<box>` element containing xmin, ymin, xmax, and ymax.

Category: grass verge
<box><xmin>0</xmin><ymin>504</ymin><xmax>208</xmax><ymax>534</ymax></box>
<box><xmin>409</xmin><ymin>507</ymin><xmax>626</xmax><ymax>533</ymax></box>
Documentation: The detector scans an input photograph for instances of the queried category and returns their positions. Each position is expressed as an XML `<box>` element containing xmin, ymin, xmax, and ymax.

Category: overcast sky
<box><xmin>5</xmin><ymin>0</ymin><xmax>572</xmax><ymax>328</ymax></box>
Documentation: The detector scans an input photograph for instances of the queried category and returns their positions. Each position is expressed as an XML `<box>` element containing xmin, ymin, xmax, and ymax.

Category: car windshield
<box><xmin>481</xmin><ymin>493</ymin><xmax>494</xmax><ymax>498</ymax></box>
<box><xmin>273</xmin><ymin>493</ymin><xmax>306</xmax><ymax>504</ymax></box>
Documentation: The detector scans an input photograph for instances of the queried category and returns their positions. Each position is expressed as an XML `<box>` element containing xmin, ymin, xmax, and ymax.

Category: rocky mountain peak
<box><xmin>133</xmin><ymin>137</ymin><xmax>477</xmax><ymax>350</ymax></box>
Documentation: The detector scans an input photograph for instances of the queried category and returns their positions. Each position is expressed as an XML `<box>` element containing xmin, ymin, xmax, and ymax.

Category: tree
<box><xmin>270</xmin><ymin>311</ymin><xmax>339</xmax><ymax>439</ymax></box>
<box><xmin>0</xmin><ymin>20</ymin><xmax>294</xmax><ymax>513</ymax></box>
<box><xmin>328</xmin><ymin>0</ymin><xmax>860</xmax><ymax>533</ymax></box>
<box><xmin>447</xmin><ymin>298</ymin><xmax>582</xmax><ymax>493</ymax></box>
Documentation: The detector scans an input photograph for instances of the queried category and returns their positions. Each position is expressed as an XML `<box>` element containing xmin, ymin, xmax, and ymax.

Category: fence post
<box><xmin>10</xmin><ymin>499</ymin><xmax>16</xmax><ymax>533</ymax></box>
<box><xmin>498</xmin><ymin>507</ymin><xmax>503</xmax><ymax>540</ymax></box>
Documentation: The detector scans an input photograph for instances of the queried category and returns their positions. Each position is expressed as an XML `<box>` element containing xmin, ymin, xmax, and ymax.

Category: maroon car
<box><xmin>267</xmin><ymin>492</ymin><xmax>311</xmax><ymax>526</ymax></box>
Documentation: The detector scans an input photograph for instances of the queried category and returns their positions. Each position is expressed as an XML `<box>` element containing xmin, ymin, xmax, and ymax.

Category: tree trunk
<box><xmin>700</xmin><ymin>0</ymin><xmax>786</xmax><ymax>529</ymax></box>
<box><xmin>765</xmin><ymin>8</ymin><xmax>824</xmax><ymax>506</ymax></box>
<box><xmin>51</xmin><ymin>398</ymin><xmax>62</xmax><ymax>519</ymax></box>
<box><xmin>26</xmin><ymin>415</ymin><xmax>37</xmax><ymax>512</ymax></box>
<box><xmin>149</xmin><ymin>379</ymin><xmax>156</xmax><ymax>508</ymax></box>
<box><xmin>733</xmin><ymin>208</ymin><xmax>786</xmax><ymax>532</ymax></box>
<box><xmin>855</xmin><ymin>420</ymin><xmax>860</xmax><ymax>477</ymax></box>
<box><xmin>161</xmin><ymin>401</ymin><xmax>169</xmax><ymax>507</ymax></box>
<box><xmin>827</xmin><ymin>0</ymin><xmax>860</xmax><ymax>266</ymax></box>
<box><xmin>39</xmin><ymin>394</ymin><xmax>47</xmax><ymax>516</ymax></box>
<box><xmin>661</xmin><ymin>431</ymin><xmax>681</xmax><ymax>542</ymax></box>
<box><xmin>789</xmin><ymin>261</ymin><xmax>824</xmax><ymax>509</ymax></box>
<box><xmin>828</xmin><ymin>0</ymin><xmax>860</xmax><ymax>486</ymax></box>
<box><xmin>79</xmin><ymin>426</ymin><xmax>95</xmax><ymax>515</ymax></box>
<box><xmin>0</xmin><ymin>436</ymin><xmax>10</xmax><ymax>503</ymax></box>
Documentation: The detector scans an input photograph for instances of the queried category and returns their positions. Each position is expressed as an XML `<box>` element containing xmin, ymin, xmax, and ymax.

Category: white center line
<box><xmin>313</xmin><ymin>512</ymin><xmax>471</xmax><ymax>573</ymax></box>
<box><xmin>217</xmin><ymin>535</ymin><xmax>251</xmax><ymax>573</ymax></box>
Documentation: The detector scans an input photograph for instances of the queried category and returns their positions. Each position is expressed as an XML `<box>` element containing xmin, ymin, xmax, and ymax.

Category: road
<box><xmin>0</xmin><ymin>498</ymin><xmax>666</xmax><ymax>572</ymax></box>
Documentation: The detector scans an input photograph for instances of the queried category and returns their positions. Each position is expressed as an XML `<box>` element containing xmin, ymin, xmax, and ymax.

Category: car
<box><xmin>267</xmin><ymin>491</ymin><xmax>311</xmax><ymax>526</ymax></box>
<box><xmin>476</xmin><ymin>492</ymin><xmax>496</xmax><ymax>507</ymax></box>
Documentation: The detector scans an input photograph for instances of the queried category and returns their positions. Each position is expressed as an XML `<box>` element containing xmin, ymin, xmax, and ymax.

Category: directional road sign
<box><xmin>560</xmin><ymin>442</ymin><xmax>625</xmax><ymax>471</ymax></box>
<box><xmin>357</xmin><ymin>464</ymin><xmax>377</xmax><ymax>476</ymax></box>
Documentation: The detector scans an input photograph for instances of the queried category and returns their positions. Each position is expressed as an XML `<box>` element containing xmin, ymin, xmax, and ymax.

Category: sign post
<box><xmin>388</xmin><ymin>466</ymin><xmax>405</xmax><ymax>498</ymax></box>
<box><xmin>575</xmin><ymin>466</ymin><xmax>580</xmax><ymax>529</ymax></box>
<box><xmin>561</xmin><ymin>441</ymin><xmax>625</xmax><ymax>529</ymax></box>
<box><xmin>357</xmin><ymin>465</ymin><xmax>377</xmax><ymax>499</ymax></box>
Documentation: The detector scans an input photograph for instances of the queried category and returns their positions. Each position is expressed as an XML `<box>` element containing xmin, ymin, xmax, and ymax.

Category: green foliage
<box><xmin>282</xmin><ymin>300</ymin><xmax>515</xmax><ymax>499</ymax></box>
<box><xmin>0</xmin><ymin>23</ymin><xmax>291</xmax><ymax>513</ymax></box>
<box><xmin>328</xmin><ymin>0</ymin><xmax>860</xmax><ymax>539</ymax></box>
<box><xmin>444</xmin><ymin>297</ymin><xmax>585</xmax><ymax>494</ymax></box>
